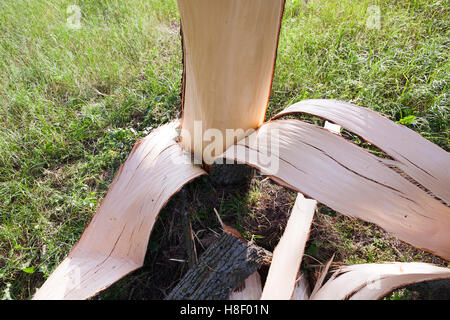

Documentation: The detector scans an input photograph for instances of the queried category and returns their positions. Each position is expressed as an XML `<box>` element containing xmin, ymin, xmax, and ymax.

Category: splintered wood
<box><xmin>261</xmin><ymin>193</ymin><xmax>316</xmax><ymax>300</ymax></box>
<box><xmin>178</xmin><ymin>0</ymin><xmax>285</xmax><ymax>162</ymax></box>
<box><xmin>33</xmin><ymin>122</ymin><xmax>206</xmax><ymax>299</ymax></box>
<box><xmin>311</xmin><ymin>262</ymin><xmax>450</xmax><ymax>300</ymax></box>
<box><xmin>222</xmin><ymin>118</ymin><xmax>450</xmax><ymax>260</ymax></box>
<box><xmin>229</xmin><ymin>272</ymin><xmax>262</xmax><ymax>300</ymax></box>
<box><xmin>273</xmin><ymin>99</ymin><xmax>450</xmax><ymax>205</ymax></box>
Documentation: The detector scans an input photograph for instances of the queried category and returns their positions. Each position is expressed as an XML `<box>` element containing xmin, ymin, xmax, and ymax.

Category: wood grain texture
<box><xmin>310</xmin><ymin>263</ymin><xmax>450</xmax><ymax>300</ymax></box>
<box><xmin>221</xmin><ymin>119</ymin><xmax>450</xmax><ymax>260</ymax></box>
<box><xmin>178</xmin><ymin>0</ymin><xmax>285</xmax><ymax>162</ymax></box>
<box><xmin>310</xmin><ymin>256</ymin><xmax>334</xmax><ymax>298</ymax></box>
<box><xmin>272</xmin><ymin>99</ymin><xmax>450</xmax><ymax>205</ymax></box>
<box><xmin>261</xmin><ymin>193</ymin><xmax>316</xmax><ymax>300</ymax></box>
<box><xmin>33</xmin><ymin>122</ymin><xmax>206</xmax><ymax>300</ymax></box>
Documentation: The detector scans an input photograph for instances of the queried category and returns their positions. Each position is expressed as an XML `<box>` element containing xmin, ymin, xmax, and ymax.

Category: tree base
<box><xmin>209</xmin><ymin>162</ymin><xmax>254</xmax><ymax>187</ymax></box>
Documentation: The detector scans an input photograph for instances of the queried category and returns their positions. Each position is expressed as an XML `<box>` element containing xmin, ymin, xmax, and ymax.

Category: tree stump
<box><xmin>166</xmin><ymin>233</ymin><xmax>271</xmax><ymax>300</ymax></box>
<box><xmin>208</xmin><ymin>162</ymin><xmax>254</xmax><ymax>187</ymax></box>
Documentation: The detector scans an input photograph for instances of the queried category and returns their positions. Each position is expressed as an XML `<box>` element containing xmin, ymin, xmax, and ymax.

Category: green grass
<box><xmin>0</xmin><ymin>0</ymin><xmax>448</xmax><ymax>299</ymax></box>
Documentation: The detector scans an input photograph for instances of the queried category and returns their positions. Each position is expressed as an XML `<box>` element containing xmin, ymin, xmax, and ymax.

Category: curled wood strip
<box><xmin>33</xmin><ymin>122</ymin><xmax>206</xmax><ymax>300</ymax></box>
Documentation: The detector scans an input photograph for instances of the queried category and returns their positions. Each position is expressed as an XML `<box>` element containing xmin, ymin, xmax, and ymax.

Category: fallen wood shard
<box><xmin>261</xmin><ymin>193</ymin><xmax>316</xmax><ymax>300</ymax></box>
<box><xmin>166</xmin><ymin>233</ymin><xmax>271</xmax><ymax>300</ymax></box>
<box><xmin>33</xmin><ymin>122</ymin><xmax>206</xmax><ymax>300</ymax></box>
<box><xmin>229</xmin><ymin>271</ymin><xmax>262</xmax><ymax>300</ymax></box>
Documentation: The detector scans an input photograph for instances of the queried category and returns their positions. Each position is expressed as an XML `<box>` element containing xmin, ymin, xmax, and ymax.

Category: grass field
<box><xmin>0</xmin><ymin>0</ymin><xmax>449</xmax><ymax>300</ymax></box>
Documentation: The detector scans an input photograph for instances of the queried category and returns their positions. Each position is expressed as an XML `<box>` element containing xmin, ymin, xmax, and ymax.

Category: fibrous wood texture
<box><xmin>178</xmin><ymin>0</ymin><xmax>285</xmax><ymax>163</ymax></box>
<box><xmin>261</xmin><ymin>193</ymin><xmax>316</xmax><ymax>300</ymax></box>
<box><xmin>273</xmin><ymin>99</ymin><xmax>450</xmax><ymax>205</ymax></box>
<box><xmin>310</xmin><ymin>262</ymin><xmax>450</xmax><ymax>300</ymax></box>
<box><xmin>33</xmin><ymin>122</ymin><xmax>206</xmax><ymax>300</ymax></box>
<box><xmin>221</xmin><ymin>119</ymin><xmax>450</xmax><ymax>260</ymax></box>
<box><xmin>166</xmin><ymin>233</ymin><xmax>271</xmax><ymax>300</ymax></box>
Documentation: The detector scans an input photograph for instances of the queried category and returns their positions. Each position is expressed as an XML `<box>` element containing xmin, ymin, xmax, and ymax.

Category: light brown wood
<box><xmin>272</xmin><ymin>99</ymin><xmax>450</xmax><ymax>205</ymax></box>
<box><xmin>310</xmin><ymin>262</ymin><xmax>450</xmax><ymax>300</ymax></box>
<box><xmin>33</xmin><ymin>122</ymin><xmax>206</xmax><ymax>299</ymax></box>
<box><xmin>221</xmin><ymin>119</ymin><xmax>450</xmax><ymax>260</ymax></box>
<box><xmin>178</xmin><ymin>0</ymin><xmax>285</xmax><ymax>163</ymax></box>
<box><xmin>261</xmin><ymin>193</ymin><xmax>316</xmax><ymax>299</ymax></box>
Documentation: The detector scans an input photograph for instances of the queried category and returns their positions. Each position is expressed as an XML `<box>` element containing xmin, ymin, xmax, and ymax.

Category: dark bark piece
<box><xmin>165</xmin><ymin>233</ymin><xmax>271</xmax><ymax>300</ymax></box>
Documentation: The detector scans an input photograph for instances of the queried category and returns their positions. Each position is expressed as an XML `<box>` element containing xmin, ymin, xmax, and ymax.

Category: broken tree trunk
<box><xmin>229</xmin><ymin>271</ymin><xmax>263</xmax><ymax>300</ymax></box>
<box><xmin>166</xmin><ymin>233</ymin><xmax>271</xmax><ymax>300</ymax></box>
<box><xmin>178</xmin><ymin>0</ymin><xmax>285</xmax><ymax>164</ymax></box>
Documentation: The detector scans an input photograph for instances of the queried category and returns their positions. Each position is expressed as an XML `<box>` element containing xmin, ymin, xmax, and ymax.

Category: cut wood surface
<box><xmin>166</xmin><ymin>233</ymin><xmax>272</xmax><ymax>300</ymax></box>
<box><xmin>310</xmin><ymin>262</ymin><xmax>450</xmax><ymax>300</ymax></box>
<box><xmin>261</xmin><ymin>193</ymin><xmax>316</xmax><ymax>300</ymax></box>
<box><xmin>178</xmin><ymin>0</ymin><xmax>285</xmax><ymax>162</ymax></box>
<box><xmin>33</xmin><ymin>122</ymin><xmax>206</xmax><ymax>300</ymax></box>
<box><xmin>221</xmin><ymin>119</ymin><xmax>450</xmax><ymax>260</ymax></box>
<box><xmin>272</xmin><ymin>99</ymin><xmax>450</xmax><ymax>205</ymax></box>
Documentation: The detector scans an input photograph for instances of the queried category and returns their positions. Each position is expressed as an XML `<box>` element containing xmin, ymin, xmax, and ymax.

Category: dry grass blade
<box><xmin>261</xmin><ymin>193</ymin><xmax>317</xmax><ymax>300</ymax></box>
<box><xmin>33</xmin><ymin>122</ymin><xmax>206</xmax><ymax>299</ymax></box>
<box><xmin>310</xmin><ymin>255</ymin><xmax>334</xmax><ymax>298</ymax></box>
<box><xmin>221</xmin><ymin>119</ymin><xmax>450</xmax><ymax>260</ymax></box>
<box><xmin>310</xmin><ymin>262</ymin><xmax>450</xmax><ymax>300</ymax></box>
<box><xmin>272</xmin><ymin>99</ymin><xmax>450</xmax><ymax>205</ymax></box>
